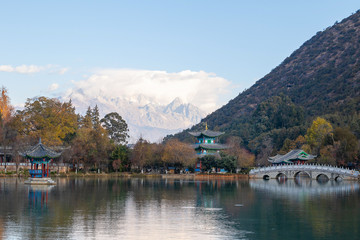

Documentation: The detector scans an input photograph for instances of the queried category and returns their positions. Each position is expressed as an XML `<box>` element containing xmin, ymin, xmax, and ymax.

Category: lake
<box><xmin>0</xmin><ymin>177</ymin><xmax>359</xmax><ymax>239</ymax></box>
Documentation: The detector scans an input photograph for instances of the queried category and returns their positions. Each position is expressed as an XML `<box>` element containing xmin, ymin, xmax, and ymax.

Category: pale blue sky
<box><xmin>1</xmin><ymin>1</ymin><xmax>359</xmax><ymax>111</ymax></box>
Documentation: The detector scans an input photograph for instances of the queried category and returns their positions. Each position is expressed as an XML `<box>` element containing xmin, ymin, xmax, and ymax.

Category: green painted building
<box><xmin>189</xmin><ymin>125</ymin><xmax>227</xmax><ymax>157</ymax></box>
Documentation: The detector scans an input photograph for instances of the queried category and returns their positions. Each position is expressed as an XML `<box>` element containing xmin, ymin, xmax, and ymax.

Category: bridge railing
<box><xmin>249</xmin><ymin>164</ymin><xmax>359</xmax><ymax>178</ymax></box>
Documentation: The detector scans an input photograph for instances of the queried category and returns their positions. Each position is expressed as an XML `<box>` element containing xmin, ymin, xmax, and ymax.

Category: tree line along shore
<box><xmin>0</xmin><ymin>87</ymin><xmax>359</xmax><ymax>175</ymax></box>
<box><xmin>0</xmin><ymin>87</ymin><xmax>254</xmax><ymax>175</ymax></box>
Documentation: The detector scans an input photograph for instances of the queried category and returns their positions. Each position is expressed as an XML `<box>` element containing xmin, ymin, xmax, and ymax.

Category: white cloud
<box><xmin>49</xmin><ymin>83</ymin><xmax>59</xmax><ymax>91</ymax></box>
<box><xmin>67</xmin><ymin>69</ymin><xmax>231</xmax><ymax>113</ymax></box>
<box><xmin>0</xmin><ymin>65</ymin><xmax>13</xmax><ymax>72</ymax></box>
<box><xmin>15</xmin><ymin>65</ymin><xmax>44</xmax><ymax>73</ymax></box>
<box><xmin>0</xmin><ymin>64</ymin><xmax>68</xmax><ymax>74</ymax></box>
<box><xmin>58</xmin><ymin>68</ymin><xmax>69</xmax><ymax>75</ymax></box>
<box><xmin>0</xmin><ymin>64</ymin><xmax>44</xmax><ymax>73</ymax></box>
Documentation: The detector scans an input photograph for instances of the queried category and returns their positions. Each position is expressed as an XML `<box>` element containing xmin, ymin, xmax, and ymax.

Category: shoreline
<box><xmin>2</xmin><ymin>173</ymin><xmax>358</xmax><ymax>182</ymax></box>
<box><xmin>0</xmin><ymin>172</ymin><xmax>249</xmax><ymax>180</ymax></box>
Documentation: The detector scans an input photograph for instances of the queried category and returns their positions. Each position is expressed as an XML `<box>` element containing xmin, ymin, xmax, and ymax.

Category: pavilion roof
<box><xmin>188</xmin><ymin>130</ymin><xmax>224</xmax><ymax>138</ymax></box>
<box><xmin>192</xmin><ymin>143</ymin><xmax>227</xmax><ymax>150</ymax></box>
<box><xmin>197</xmin><ymin>152</ymin><xmax>222</xmax><ymax>159</ymax></box>
<box><xmin>268</xmin><ymin>149</ymin><xmax>316</xmax><ymax>164</ymax></box>
<box><xmin>20</xmin><ymin>139</ymin><xmax>61</xmax><ymax>159</ymax></box>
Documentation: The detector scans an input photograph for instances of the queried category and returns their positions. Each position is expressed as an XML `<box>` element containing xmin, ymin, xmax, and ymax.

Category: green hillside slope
<box><xmin>168</xmin><ymin>10</ymin><xmax>360</xmax><ymax>166</ymax></box>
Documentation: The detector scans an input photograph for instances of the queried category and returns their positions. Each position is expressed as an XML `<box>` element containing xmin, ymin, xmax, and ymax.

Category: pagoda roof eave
<box><xmin>189</xmin><ymin>130</ymin><xmax>225</xmax><ymax>138</ymax></box>
<box><xmin>268</xmin><ymin>149</ymin><xmax>316</xmax><ymax>164</ymax></box>
<box><xmin>192</xmin><ymin>143</ymin><xmax>227</xmax><ymax>150</ymax></box>
<box><xmin>20</xmin><ymin>139</ymin><xmax>62</xmax><ymax>159</ymax></box>
<box><xmin>24</xmin><ymin>153</ymin><xmax>61</xmax><ymax>159</ymax></box>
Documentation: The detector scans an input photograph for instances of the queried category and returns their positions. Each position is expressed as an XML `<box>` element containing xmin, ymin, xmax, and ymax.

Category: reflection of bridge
<box><xmin>249</xmin><ymin>180</ymin><xmax>360</xmax><ymax>198</ymax></box>
<box><xmin>249</xmin><ymin>164</ymin><xmax>360</xmax><ymax>181</ymax></box>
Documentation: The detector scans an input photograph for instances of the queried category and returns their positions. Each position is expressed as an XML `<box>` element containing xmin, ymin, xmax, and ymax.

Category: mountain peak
<box><xmin>134</xmin><ymin>94</ymin><xmax>152</xmax><ymax>106</ymax></box>
<box><xmin>171</xmin><ymin>97</ymin><xmax>183</xmax><ymax>105</ymax></box>
<box><xmin>166</xmin><ymin>97</ymin><xmax>184</xmax><ymax>111</ymax></box>
<box><xmin>63</xmin><ymin>91</ymin><xmax>206</xmax><ymax>143</ymax></box>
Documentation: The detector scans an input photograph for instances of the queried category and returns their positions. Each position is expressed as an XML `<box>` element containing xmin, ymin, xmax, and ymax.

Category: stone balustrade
<box><xmin>249</xmin><ymin>164</ymin><xmax>359</xmax><ymax>180</ymax></box>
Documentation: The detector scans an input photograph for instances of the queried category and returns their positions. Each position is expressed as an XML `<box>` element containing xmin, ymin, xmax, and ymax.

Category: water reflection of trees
<box><xmin>0</xmin><ymin>178</ymin><xmax>255</xmax><ymax>239</ymax></box>
<box><xmin>0</xmin><ymin>178</ymin><xmax>131</xmax><ymax>239</ymax></box>
<box><xmin>1</xmin><ymin>178</ymin><xmax>359</xmax><ymax>239</ymax></box>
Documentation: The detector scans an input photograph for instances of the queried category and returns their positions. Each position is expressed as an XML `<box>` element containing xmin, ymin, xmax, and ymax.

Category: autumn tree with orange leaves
<box><xmin>0</xmin><ymin>87</ymin><xmax>16</xmax><ymax>172</ymax></box>
<box><xmin>0</xmin><ymin>87</ymin><xmax>12</xmax><ymax>123</ymax></box>
<box><xmin>162</xmin><ymin>139</ymin><xmax>196</xmax><ymax>170</ymax></box>
<box><xmin>14</xmin><ymin>96</ymin><xmax>78</xmax><ymax>146</ymax></box>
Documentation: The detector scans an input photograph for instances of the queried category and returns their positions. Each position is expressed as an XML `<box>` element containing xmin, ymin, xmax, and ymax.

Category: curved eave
<box><xmin>25</xmin><ymin>153</ymin><xmax>61</xmax><ymax>159</ymax></box>
<box><xmin>21</xmin><ymin>143</ymin><xmax>62</xmax><ymax>159</ymax></box>
<box><xmin>189</xmin><ymin>132</ymin><xmax>202</xmax><ymax>137</ymax></box>
<box><xmin>268</xmin><ymin>149</ymin><xmax>316</xmax><ymax>164</ymax></box>
<box><xmin>189</xmin><ymin>130</ymin><xmax>225</xmax><ymax>138</ymax></box>
<box><xmin>193</xmin><ymin>143</ymin><xmax>227</xmax><ymax>150</ymax></box>
<box><xmin>197</xmin><ymin>152</ymin><xmax>222</xmax><ymax>159</ymax></box>
<box><xmin>269</xmin><ymin>154</ymin><xmax>283</xmax><ymax>160</ymax></box>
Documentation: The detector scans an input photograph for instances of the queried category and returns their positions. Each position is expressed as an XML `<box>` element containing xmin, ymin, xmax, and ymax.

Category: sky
<box><xmin>1</xmin><ymin>1</ymin><xmax>360</xmax><ymax>113</ymax></box>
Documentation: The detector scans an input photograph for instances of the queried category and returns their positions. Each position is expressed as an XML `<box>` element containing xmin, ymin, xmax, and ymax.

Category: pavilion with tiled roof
<box><xmin>268</xmin><ymin>149</ymin><xmax>316</xmax><ymax>165</ymax></box>
<box><xmin>21</xmin><ymin>139</ymin><xmax>60</xmax><ymax>184</ymax></box>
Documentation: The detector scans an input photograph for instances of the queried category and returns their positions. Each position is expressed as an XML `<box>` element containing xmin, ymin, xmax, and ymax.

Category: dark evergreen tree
<box><xmin>101</xmin><ymin>112</ymin><xmax>129</xmax><ymax>145</ymax></box>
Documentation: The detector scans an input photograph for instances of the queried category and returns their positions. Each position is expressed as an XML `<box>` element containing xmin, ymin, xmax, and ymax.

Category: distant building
<box><xmin>0</xmin><ymin>146</ymin><xmax>12</xmax><ymax>163</ymax></box>
<box><xmin>268</xmin><ymin>149</ymin><xmax>316</xmax><ymax>165</ymax></box>
<box><xmin>189</xmin><ymin>124</ymin><xmax>227</xmax><ymax>171</ymax></box>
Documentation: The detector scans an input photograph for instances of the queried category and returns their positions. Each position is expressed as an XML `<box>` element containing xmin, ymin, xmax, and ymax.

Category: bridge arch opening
<box><xmin>335</xmin><ymin>176</ymin><xmax>343</xmax><ymax>182</ymax></box>
<box><xmin>294</xmin><ymin>171</ymin><xmax>311</xmax><ymax>186</ymax></box>
<box><xmin>316</xmin><ymin>174</ymin><xmax>329</xmax><ymax>183</ymax></box>
<box><xmin>294</xmin><ymin>171</ymin><xmax>311</xmax><ymax>178</ymax></box>
<box><xmin>263</xmin><ymin>175</ymin><xmax>270</xmax><ymax>180</ymax></box>
<box><xmin>276</xmin><ymin>173</ymin><xmax>287</xmax><ymax>183</ymax></box>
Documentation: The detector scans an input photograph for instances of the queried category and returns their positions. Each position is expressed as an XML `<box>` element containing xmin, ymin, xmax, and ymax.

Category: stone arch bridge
<box><xmin>249</xmin><ymin>164</ymin><xmax>359</xmax><ymax>181</ymax></box>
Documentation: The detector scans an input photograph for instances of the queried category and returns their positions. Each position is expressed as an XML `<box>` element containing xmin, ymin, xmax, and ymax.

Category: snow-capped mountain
<box><xmin>63</xmin><ymin>92</ymin><xmax>206</xmax><ymax>143</ymax></box>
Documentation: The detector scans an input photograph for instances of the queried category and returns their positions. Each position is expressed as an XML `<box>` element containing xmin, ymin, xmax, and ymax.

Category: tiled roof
<box><xmin>268</xmin><ymin>149</ymin><xmax>316</xmax><ymax>164</ymax></box>
<box><xmin>20</xmin><ymin>139</ymin><xmax>61</xmax><ymax>159</ymax></box>
<box><xmin>197</xmin><ymin>152</ymin><xmax>222</xmax><ymax>159</ymax></box>
<box><xmin>192</xmin><ymin>143</ymin><xmax>227</xmax><ymax>150</ymax></box>
<box><xmin>189</xmin><ymin>130</ymin><xmax>224</xmax><ymax>138</ymax></box>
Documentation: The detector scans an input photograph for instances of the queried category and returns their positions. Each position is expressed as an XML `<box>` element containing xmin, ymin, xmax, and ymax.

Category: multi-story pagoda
<box><xmin>268</xmin><ymin>149</ymin><xmax>316</xmax><ymax>165</ymax></box>
<box><xmin>189</xmin><ymin>124</ymin><xmax>227</xmax><ymax>157</ymax></box>
<box><xmin>189</xmin><ymin>124</ymin><xmax>227</xmax><ymax>172</ymax></box>
<box><xmin>22</xmin><ymin>139</ymin><xmax>60</xmax><ymax>185</ymax></box>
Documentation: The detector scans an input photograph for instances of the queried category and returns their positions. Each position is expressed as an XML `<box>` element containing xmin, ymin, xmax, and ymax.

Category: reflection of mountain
<box><xmin>64</xmin><ymin>92</ymin><xmax>206</xmax><ymax>142</ymax></box>
<box><xmin>249</xmin><ymin>179</ymin><xmax>359</xmax><ymax>199</ymax></box>
<box><xmin>1</xmin><ymin>178</ymin><xmax>360</xmax><ymax>239</ymax></box>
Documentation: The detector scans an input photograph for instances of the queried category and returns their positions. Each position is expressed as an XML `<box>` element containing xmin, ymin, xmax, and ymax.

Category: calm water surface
<box><xmin>0</xmin><ymin>177</ymin><xmax>359</xmax><ymax>240</ymax></box>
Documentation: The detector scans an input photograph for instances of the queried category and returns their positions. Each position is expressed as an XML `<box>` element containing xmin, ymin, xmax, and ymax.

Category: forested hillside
<box><xmin>168</xmin><ymin>10</ymin><xmax>360</xmax><ymax>166</ymax></box>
